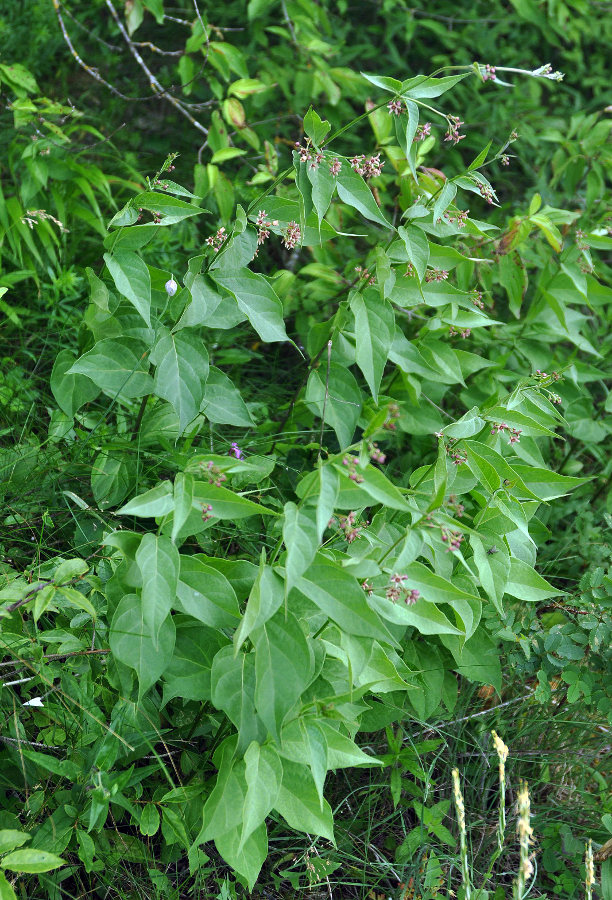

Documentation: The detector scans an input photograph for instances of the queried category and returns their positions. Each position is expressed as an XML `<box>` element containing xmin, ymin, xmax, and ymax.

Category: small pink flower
<box><xmin>387</xmin><ymin>98</ymin><xmax>404</xmax><ymax>116</ymax></box>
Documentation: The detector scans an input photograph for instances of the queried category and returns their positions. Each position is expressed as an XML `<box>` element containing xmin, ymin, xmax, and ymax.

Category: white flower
<box><xmin>23</xmin><ymin>697</ymin><xmax>44</xmax><ymax>707</ymax></box>
<box><xmin>165</xmin><ymin>277</ymin><xmax>178</xmax><ymax>296</ymax></box>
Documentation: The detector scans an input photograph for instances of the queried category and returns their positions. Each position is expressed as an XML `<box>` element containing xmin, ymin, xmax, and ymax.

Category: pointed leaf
<box><xmin>212</xmin><ymin>270</ymin><xmax>288</xmax><ymax>343</ymax></box>
<box><xmin>68</xmin><ymin>338</ymin><xmax>153</xmax><ymax>399</ymax></box>
<box><xmin>151</xmin><ymin>330</ymin><xmax>209</xmax><ymax>434</ymax></box>
<box><xmin>109</xmin><ymin>593</ymin><xmax>175</xmax><ymax>695</ymax></box>
<box><xmin>135</xmin><ymin>534</ymin><xmax>180</xmax><ymax>645</ymax></box>
<box><xmin>104</xmin><ymin>250</ymin><xmax>151</xmax><ymax>326</ymax></box>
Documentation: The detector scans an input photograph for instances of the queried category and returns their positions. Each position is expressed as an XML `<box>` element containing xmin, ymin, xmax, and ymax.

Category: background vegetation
<box><xmin>0</xmin><ymin>1</ymin><xmax>610</xmax><ymax>898</ymax></box>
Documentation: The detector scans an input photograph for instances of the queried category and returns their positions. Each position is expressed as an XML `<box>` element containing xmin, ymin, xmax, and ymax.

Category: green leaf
<box><xmin>241</xmin><ymin>742</ymin><xmax>283</xmax><ymax>848</ymax></box>
<box><xmin>307</xmin><ymin>160</ymin><xmax>335</xmax><ymax>229</ymax></box>
<box><xmin>68</xmin><ymin>338</ymin><xmax>153</xmax><ymax>400</ymax></box>
<box><xmin>162</xmin><ymin>618</ymin><xmax>227</xmax><ymax>703</ymax></box>
<box><xmin>211</xmin><ymin>647</ymin><xmax>265</xmax><ymax>753</ymax></box>
<box><xmin>336</xmin><ymin>462</ymin><xmax>411</xmax><ymax>512</ymax></box>
<box><xmin>505</xmin><ymin>558</ymin><xmax>563</xmax><ymax>602</ymax></box>
<box><xmin>432</xmin><ymin>181</ymin><xmax>457</xmax><ymax>224</ymax></box>
<box><xmin>0</xmin><ymin>832</ymin><xmax>29</xmax><ymax>855</ymax></box>
<box><xmin>192</xmin><ymin>482</ymin><xmax>278</xmax><ymax>520</ymax></box>
<box><xmin>234</xmin><ymin>561</ymin><xmax>284</xmax><ymax>653</ymax></box>
<box><xmin>297</xmin><ymin>463</ymin><xmax>340</xmax><ymax>541</ymax></box>
<box><xmin>134</xmin><ymin>191</ymin><xmax>207</xmax><ymax>225</ymax></box>
<box><xmin>151</xmin><ymin>329</ymin><xmax>209</xmax><ymax>434</ymax></box>
<box><xmin>350</xmin><ymin>291</ymin><xmax>394</xmax><ymax>402</ymax></box>
<box><xmin>319</xmin><ymin>721</ymin><xmax>382</xmax><ymax>768</ymax></box>
<box><xmin>0</xmin><ymin>871</ymin><xmax>17</xmax><ymax>900</ymax></box>
<box><xmin>253</xmin><ymin>609</ymin><xmax>314</xmax><ymax>742</ymax></box>
<box><xmin>176</xmin><ymin>556</ymin><xmax>239</xmax><ymax>628</ymax></box>
<box><xmin>201</xmin><ymin>367</ymin><xmax>253</xmax><ymax>426</ymax></box>
<box><xmin>360</xmin><ymin>72</ymin><xmax>403</xmax><ymax>94</ymax></box>
<box><xmin>273</xmin><ymin>759</ymin><xmax>335</xmax><ymax>842</ymax></box>
<box><xmin>510</xmin><ymin>465</ymin><xmax>588</xmax><ymax>500</ymax></box>
<box><xmin>117</xmin><ymin>481</ymin><xmax>174</xmax><ymax>518</ymax></box>
<box><xmin>0</xmin><ymin>850</ymin><xmax>65</xmax><ymax>874</ymax></box>
<box><xmin>109</xmin><ymin>593</ymin><xmax>175</xmax><ymax>695</ymax></box>
<box><xmin>51</xmin><ymin>349</ymin><xmax>100</xmax><ymax>417</ymax></box>
<box><xmin>397</xmin><ymin>225</ymin><xmax>430</xmax><ymax>282</ymax></box>
<box><xmin>279</xmin><ymin>719</ymin><xmax>328</xmax><ymax>807</ymax></box>
<box><xmin>468</xmin><ymin>140</ymin><xmax>492</xmax><ymax>171</ymax></box>
<box><xmin>471</xmin><ymin>535</ymin><xmax>510</xmax><ymax>614</ymax></box>
<box><xmin>305</xmin><ymin>362</ymin><xmax>362</xmax><ymax>449</ymax></box>
<box><xmin>303</xmin><ymin>107</ymin><xmax>331</xmax><ymax>146</ymax></box>
<box><xmin>215</xmin><ymin>823</ymin><xmax>268</xmax><ymax>892</ymax></box>
<box><xmin>136</xmin><ymin>534</ymin><xmax>180</xmax><ymax>644</ymax></box>
<box><xmin>139</xmin><ymin>804</ymin><xmax>160</xmax><ymax>837</ymax></box>
<box><xmin>401</xmin><ymin>72</ymin><xmax>470</xmax><ymax>99</ymax></box>
<box><xmin>103</xmin><ymin>251</ymin><xmax>151</xmax><ymax>326</ymax></box>
<box><xmin>283</xmin><ymin>503</ymin><xmax>319</xmax><ymax>593</ymax></box>
<box><xmin>212</xmin><ymin>270</ymin><xmax>288</xmax><ymax>343</ymax></box>
<box><xmin>336</xmin><ymin>164</ymin><xmax>391</xmax><ymax>228</ymax></box>
<box><xmin>92</xmin><ymin>449</ymin><xmax>133</xmax><ymax>509</ymax></box>
<box><xmin>297</xmin><ymin>557</ymin><xmax>397</xmax><ymax>643</ymax></box>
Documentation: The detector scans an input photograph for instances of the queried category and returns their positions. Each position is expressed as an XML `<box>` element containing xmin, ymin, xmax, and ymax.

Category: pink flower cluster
<box><xmin>368</xmin><ymin>442</ymin><xmax>386</xmax><ymax>464</ymax></box>
<box><xmin>446</xmin><ymin>493</ymin><xmax>465</xmax><ymax>518</ymax></box>
<box><xmin>445</xmin><ymin>441</ymin><xmax>467</xmax><ymax>465</ymax></box>
<box><xmin>490</xmin><ymin>422</ymin><xmax>522</xmax><ymax>444</ymax></box>
<box><xmin>425</xmin><ymin>269</ymin><xmax>449</xmax><ymax>282</ymax></box>
<box><xmin>206</xmin><ymin>227</ymin><xmax>227</xmax><ymax>252</ymax></box>
<box><xmin>342</xmin><ymin>455</ymin><xmax>364</xmax><ymax>483</ymax></box>
<box><xmin>441</xmin><ymin>528</ymin><xmax>464</xmax><ymax>552</ymax></box>
<box><xmin>282</xmin><ymin>221</ymin><xmax>301</xmax><ymax>250</ymax></box>
<box><xmin>255</xmin><ymin>210</ymin><xmax>279</xmax><ymax>247</ymax></box>
<box><xmin>482</xmin><ymin>64</ymin><xmax>496</xmax><ymax>82</ymax></box>
<box><xmin>383</xmin><ymin>403</ymin><xmax>400</xmax><ymax>432</ymax></box>
<box><xmin>329</xmin><ymin>157</ymin><xmax>342</xmax><ymax>176</ymax></box>
<box><xmin>479</xmin><ymin>183</ymin><xmax>495</xmax><ymax>204</ymax></box>
<box><xmin>444</xmin><ymin>209</ymin><xmax>469</xmax><ymax>228</ymax></box>
<box><xmin>333</xmin><ymin>510</ymin><xmax>368</xmax><ymax>543</ymax></box>
<box><xmin>404</xmin><ymin>262</ymin><xmax>416</xmax><ymax>278</ymax></box>
<box><xmin>414</xmin><ymin>123</ymin><xmax>432</xmax><ymax>142</ymax></box>
<box><xmin>449</xmin><ymin>326</ymin><xmax>471</xmax><ymax>339</ymax></box>
<box><xmin>472</xmin><ymin>291</ymin><xmax>485</xmax><ymax>310</ymax></box>
<box><xmin>294</xmin><ymin>140</ymin><xmax>323</xmax><ymax>169</ymax></box>
<box><xmin>386</xmin><ymin>573</ymin><xmax>420</xmax><ymax>605</ymax></box>
<box><xmin>387</xmin><ymin>98</ymin><xmax>404</xmax><ymax>116</ymax></box>
<box><xmin>355</xmin><ymin>265</ymin><xmax>376</xmax><ymax>285</ymax></box>
<box><xmin>350</xmin><ymin>153</ymin><xmax>384</xmax><ymax>179</ymax></box>
<box><xmin>201</xmin><ymin>460</ymin><xmax>227</xmax><ymax>487</ymax></box>
<box><xmin>201</xmin><ymin>503</ymin><xmax>213</xmax><ymax>522</ymax></box>
<box><xmin>444</xmin><ymin>115</ymin><xmax>465</xmax><ymax>145</ymax></box>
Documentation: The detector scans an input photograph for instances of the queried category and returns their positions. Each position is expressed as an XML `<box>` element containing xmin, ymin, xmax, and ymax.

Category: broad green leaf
<box><xmin>151</xmin><ymin>330</ymin><xmax>209</xmax><ymax>434</ymax></box>
<box><xmin>464</xmin><ymin>441</ymin><xmax>538</xmax><ymax>498</ymax></box>
<box><xmin>283</xmin><ymin>502</ymin><xmax>319</xmax><ymax>593</ymax></box>
<box><xmin>103</xmin><ymin>251</ymin><xmax>151</xmax><ymax>326</ymax></box>
<box><xmin>211</xmin><ymin>647</ymin><xmax>265</xmax><ymax>753</ymax></box>
<box><xmin>273</xmin><ymin>759</ymin><xmax>334</xmax><ymax>842</ymax></box>
<box><xmin>241</xmin><ymin>742</ymin><xmax>283</xmax><ymax>848</ymax></box>
<box><xmin>505</xmin><ymin>558</ymin><xmax>563</xmax><ymax>602</ymax></box>
<box><xmin>212</xmin><ymin>270</ymin><xmax>288</xmax><ymax>343</ymax></box>
<box><xmin>401</xmin><ymin>72</ymin><xmax>470</xmax><ymax>99</ymax></box>
<box><xmin>510</xmin><ymin>465</ymin><xmax>589</xmax><ymax>500</ymax></box>
<box><xmin>319</xmin><ymin>721</ymin><xmax>382</xmax><ymax>768</ymax></box>
<box><xmin>335</xmin><ymin>463</ymin><xmax>411</xmax><ymax>512</ymax></box>
<box><xmin>133</xmin><ymin>191</ymin><xmax>207</xmax><ymax>225</ymax></box>
<box><xmin>336</xmin><ymin>163</ymin><xmax>391</xmax><ymax>228</ymax></box>
<box><xmin>162</xmin><ymin>617</ymin><xmax>228</xmax><ymax>704</ymax></box>
<box><xmin>432</xmin><ymin>181</ymin><xmax>457</xmax><ymax>224</ymax></box>
<box><xmin>0</xmin><ymin>832</ymin><xmax>29</xmax><ymax>854</ymax></box>
<box><xmin>91</xmin><ymin>449</ymin><xmax>133</xmax><ymax>509</ymax></box>
<box><xmin>468</xmin><ymin>140</ymin><xmax>492</xmax><ymax>171</ymax></box>
<box><xmin>200</xmin><ymin>366</ymin><xmax>253</xmax><ymax>426</ymax></box>
<box><xmin>172</xmin><ymin>472</ymin><xmax>195</xmax><ymax>541</ymax></box>
<box><xmin>360</xmin><ymin>72</ymin><xmax>403</xmax><ymax>93</ymax></box>
<box><xmin>369</xmin><ymin>588</ymin><xmax>462</xmax><ymax>636</ymax></box>
<box><xmin>192</xmin><ymin>482</ymin><xmax>278</xmax><ymax>520</ymax></box>
<box><xmin>471</xmin><ymin>534</ymin><xmax>510</xmax><ymax>614</ymax></box>
<box><xmin>498</xmin><ymin>253</ymin><xmax>527</xmax><ymax>318</ymax></box>
<box><xmin>177</xmin><ymin>556</ymin><xmax>239</xmax><ymax>628</ymax></box>
<box><xmin>296</xmin><ymin>463</ymin><xmax>340</xmax><ymax>541</ymax></box>
<box><xmin>395</xmin><ymin>100</ymin><xmax>419</xmax><ymax>179</ymax></box>
<box><xmin>0</xmin><ymin>850</ymin><xmax>65</xmax><ymax>874</ymax></box>
<box><xmin>305</xmin><ymin>362</ymin><xmax>362</xmax><ymax>449</ymax></box>
<box><xmin>297</xmin><ymin>557</ymin><xmax>397</xmax><ymax>643</ymax></box>
<box><xmin>0</xmin><ymin>872</ymin><xmax>17</xmax><ymax>900</ymax></box>
<box><xmin>139</xmin><ymin>804</ymin><xmax>160</xmax><ymax>837</ymax></box>
<box><xmin>397</xmin><ymin>225</ymin><xmax>430</xmax><ymax>282</ymax></box>
<box><xmin>253</xmin><ymin>609</ymin><xmax>314</xmax><ymax>742</ymax></box>
<box><xmin>109</xmin><ymin>593</ymin><xmax>175</xmax><ymax>695</ymax></box>
<box><xmin>279</xmin><ymin>719</ymin><xmax>328</xmax><ymax>807</ymax></box>
<box><xmin>307</xmin><ymin>160</ymin><xmax>335</xmax><ymax>229</ymax></box>
<box><xmin>303</xmin><ymin>106</ymin><xmax>331</xmax><ymax>145</ymax></box>
<box><xmin>51</xmin><ymin>349</ymin><xmax>100</xmax><ymax>417</ymax></box>
<box><xmin>136</xmin><ymin>534</ymin><xmax>180</xmax><ymax>644</ymax></box>
<box><xmin>117</xmin><ymin>480</ymin><xmax>174</xmax><ymax>518</ymax></box>
<box><xmin>215</xmin><ymin>823</ymin><xmax>267</xmax><ymax>892</ymax></box>
<box><xmin>234</xmin><ymin>562</ymin><xmax>284</xmax><ymax>653</ymax></box>
<box><xmin>350</xmin><ymin>291</ymin><xmax>394</xmax><ymax>402</ymax></box>
<box><xmin>68</xmin><ymin>338</ymin><xmax>153</xmax><ymax>399</ymax></box>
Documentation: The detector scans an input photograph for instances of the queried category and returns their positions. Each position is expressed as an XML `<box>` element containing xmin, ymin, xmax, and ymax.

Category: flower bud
<box><xmin>165</xmin><ymin>277</ymin><xmax>178</xmax><ymax>296</ymax></box>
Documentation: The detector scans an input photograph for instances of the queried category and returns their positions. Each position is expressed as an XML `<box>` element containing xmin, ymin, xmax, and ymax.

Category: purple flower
<box><xmin>229</xmin><ymin>442</ymin><xmax>243</xmax><ymax>460</ymax></box>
